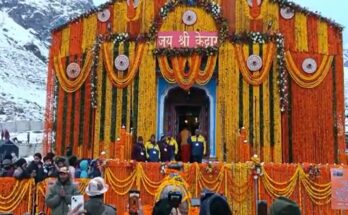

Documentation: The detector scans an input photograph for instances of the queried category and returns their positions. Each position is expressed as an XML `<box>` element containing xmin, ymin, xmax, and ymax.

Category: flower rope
<box><xmin>53</xmin><ymin>50</ymin><xmax>94</xmax><ymax>93</ymax></box>
<box><xmin>102</xmin><ymin>42</ymin><xmax>145</xmax><ymax>88</ymax></box>
<box><xmin>158</xmin><ymin>54</ymin><xmax>217</xmax><ymax>90</ymax></box>
<box><xmin>235</xmin><ymin>42</ymin><xmax>276</xmax><ymax>86</ymax></box>
<box><xmin>261</xmin><ymin>165</ymin><xmax>300</xmax><ymax>198</ymax></box>
<box><xmin>284</xmin><ymin>51</ymin><xmax>334</xmax><ymax>88</ymax></box>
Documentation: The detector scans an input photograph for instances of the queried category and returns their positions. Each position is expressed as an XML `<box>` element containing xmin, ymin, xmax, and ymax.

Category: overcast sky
<box><xmin>93</xmin><ymin>0</ymin><xmax>347</xmax><ymax>48</ymax></box>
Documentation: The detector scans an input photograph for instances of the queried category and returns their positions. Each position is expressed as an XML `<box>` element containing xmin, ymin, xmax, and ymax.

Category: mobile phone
<box><xmin>71</xmin><ymin>195</ymin><xmax>84</xmax><ymax>212</ymax></box>
<box><xmin>129</xmin><ymin>190</ymin><xmax>140</xmax><ymax>214</ymax></box>
<box><xmin>191</xmin><ymin>198</ymin><xmax>200</xmax><ymax>207</ymax></box>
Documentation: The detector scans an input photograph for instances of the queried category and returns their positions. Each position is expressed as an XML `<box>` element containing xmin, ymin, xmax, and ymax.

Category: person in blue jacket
<box><xmin>188</xmin><ymin>129</ymin><xmax>207</xmax><ymax>163</ymax></box>
<box><xmin>145</xmin><ymin>134</ymin><xmax>161</xmax><ymax>162</ymax></box>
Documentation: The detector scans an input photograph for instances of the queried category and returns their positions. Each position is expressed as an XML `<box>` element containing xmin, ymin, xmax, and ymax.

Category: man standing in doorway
<box><xmin>189</xmin><ymin>129</ymin><xmax>206</xmax><ymax>163</ymax></box>
<box><xmin>180</xmin><ymin>126</ymin><xmax>191</xmax><ymax>162</ymax></box>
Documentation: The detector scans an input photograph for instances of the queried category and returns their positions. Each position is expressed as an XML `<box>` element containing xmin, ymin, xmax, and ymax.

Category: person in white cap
<box><xmin>46</xmin><ymin>166</ymin><xmax>80</xmax><ymax>215</ymax></box>
<box><xmin>84</xmin><ymin>177</ymin><xmax>116</xmax><ymax>215</ymax></box>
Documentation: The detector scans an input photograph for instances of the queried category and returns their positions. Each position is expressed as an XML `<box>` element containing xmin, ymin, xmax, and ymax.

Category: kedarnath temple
<box><xmin>43</xmin><ymin>0</ymin><xmax>345</xmax><ymax>164</ymax></box>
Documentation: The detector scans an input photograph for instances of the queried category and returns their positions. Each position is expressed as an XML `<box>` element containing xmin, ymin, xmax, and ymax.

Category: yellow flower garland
<box><xmin>137</xmin><ymin>42</ymin><xmax>157</xmax><ymax>140</ymax></box>
<box><xmin>82</xmin><ymin>14</ymin><xmax>97</xmax><ymax>51</ymax></box>
<box><xmin>216</xmin><ymin>42</ymin><xmax>239</xmax><ymax>161</ymax></box>
<box><xmin>93</xmin><ymin>51</ymin><xmax>104</xmax><ymax>158</ymax></box>
<box><xmin>60</xmin><ymin>27</ymin><xmax>70</xmax><ymax>57</ymax></box>
<box><xmin>295</xmin><ymin>13</ymin><xmax>308</xmax><ymax>52</ymax></box>
<box><xmin>113</xmin><ymin>1</ymin><xmax>127</xmax><ymax>32</ymax></box>
<box><xmin>317</xmin><ymin>21</ymin><xmax>329</xmax><ymax>54</ymax></box>
<box><xmin>140</xmin><ymin>0</ymin><xmax>154</xmax><ymax>33</ymax></box>
<box><xmin>285</xmin><ymin>51</ymin><xmax>334</xmax><ymax>88</ymax></box>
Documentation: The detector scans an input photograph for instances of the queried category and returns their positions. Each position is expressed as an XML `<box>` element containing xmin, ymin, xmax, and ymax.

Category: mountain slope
<box><xmin>0</xmin><ymin>0</ymin><xmax>95</xmax><ymax>122</ymax></box>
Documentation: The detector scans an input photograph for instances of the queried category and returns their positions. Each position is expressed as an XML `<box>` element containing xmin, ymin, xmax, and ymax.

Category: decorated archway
<box><xmin>157</xmin><ymin>78</ymin><xmax>217</xmax><ymax>157</ymax></box>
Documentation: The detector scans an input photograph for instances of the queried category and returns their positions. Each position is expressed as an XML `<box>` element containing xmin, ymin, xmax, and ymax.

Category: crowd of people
<box><xmin>0</xmin><ymin>128</ymin><xmax>303</xmax><ymax>215</ymax></box>
<box><xmin>0</xmin><ymin>149</ymin><xmax>104</xmax><ymax>182</ymax></box>
<box><xmin>132</xmin><ymin>128</ymin><xmax>207</xmax><ymax>164</ymax></box>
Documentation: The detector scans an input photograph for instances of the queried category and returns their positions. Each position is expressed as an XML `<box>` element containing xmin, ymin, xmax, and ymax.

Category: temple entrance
<box><xmin>163</xmin><ymin>87</ymin><xmax>210</xmax><ymax>157</ymax></box>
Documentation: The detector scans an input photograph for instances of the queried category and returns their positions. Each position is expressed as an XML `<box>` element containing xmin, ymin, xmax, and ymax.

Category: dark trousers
<box><xmin>191</xmin><ymin>155</ymin><xmax>203</xmax><ymax>163</ymax></box>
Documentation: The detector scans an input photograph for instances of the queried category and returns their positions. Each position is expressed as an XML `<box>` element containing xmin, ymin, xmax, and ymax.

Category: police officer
<box><xmin>188</xmin><ymin>129</ymin><xmax>206</xmax><ymax>163</ymax></box>
<box><xmin>145</xmin><ymin>134</ymin><xmax>161</xmax><ymax>162</ymax></box>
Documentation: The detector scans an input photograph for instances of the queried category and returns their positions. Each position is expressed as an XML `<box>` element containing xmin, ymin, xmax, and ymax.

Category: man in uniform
<box><xmin>145</xmin><ymin>134</ymin><xmax>161</xmax><ymax>162</ymax></box>
<box><xmin>188</xmin><ymin>129</ymin><xmax>206</xmax><ymax>163</ymax></box>
<box><xmin>165</xmin><ymin>132</ymin><xmax>178</xmax><ymax>161</ymax></box>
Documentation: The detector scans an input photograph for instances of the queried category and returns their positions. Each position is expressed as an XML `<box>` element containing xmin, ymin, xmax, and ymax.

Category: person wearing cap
<box><xmin>269</xmin><ymin>197</ymin><xmax>301</xmax><ymax>215</ymax></box>
<box><xmin>27</xmin><ymin>152</ymin><xmax>45</xmax><ymax>183</ymax></box>
<box><xmin>84</xmin><ymin>177</ymin><xmax>116</xmax><ymax>215</ymax></box>
<box><xmin>188</xmin><ymin>129</ymin><xmax>207</xmax><ymax>163</ymax></box>
<box><xmin>145</xmin><ymin>134</ymin><xmax>161</xmax><ymax>162</ymax></box>
<box><xmin>165</xmin><ymin>132</ymin><xmax>178</xmax><ymax>161</ymax></box>
<box><xmin>46</xmin><ymin>166</ymin><xmax>80</xmax><ymax>215</ymax></box>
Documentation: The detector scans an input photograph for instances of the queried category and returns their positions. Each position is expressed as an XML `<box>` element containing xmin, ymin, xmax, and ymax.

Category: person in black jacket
<box><xmin>27</xmin><ymin>152</ymin><xmax>45</xmax><ymax>182</ymax></box>
<box><xmin>13</xmin><ymin>158</ymin><xmax>29</xmax><ymax>179</ymax></box>
<box><xmin>199</xmin><ymin>190</ymin><xmax>232</xmax><ymax>215</ymax></box>
<box><xmin>132</xmin><ymin>136</ymin><xmax>147</xmax><ymax>162</ymax></box>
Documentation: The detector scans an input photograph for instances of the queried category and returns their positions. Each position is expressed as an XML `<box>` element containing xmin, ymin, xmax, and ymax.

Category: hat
<box><xmin>270</xmin><ymin>197</ymin><xmax>301</xmax><ymax>215</ymax></box>
<box><xmin>85</xmin><ymin>177</ymin><xmax>109</xmax><ymax>196</ymax></box>
<box><xmin>58</xmin><ymin>166</ymin><xmax>70</xmax><ymax>174</ymax></box>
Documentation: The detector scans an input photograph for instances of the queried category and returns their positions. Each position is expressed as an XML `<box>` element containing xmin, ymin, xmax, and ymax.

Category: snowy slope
<box><xmin>0</xmin><ymin>0</ymin><xmax>94</xmax><ymax>122</ymax></box>
<box><xmin>0</xmin><ymin>10</ymin><xmax>47</xmax><ymax>121</ymax></box>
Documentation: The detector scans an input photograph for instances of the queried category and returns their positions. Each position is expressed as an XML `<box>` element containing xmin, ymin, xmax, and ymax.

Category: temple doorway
<box><xmin>163</xmin><ymin>87</ymin><xmax>210</xmax><ymax>157</ymax></box>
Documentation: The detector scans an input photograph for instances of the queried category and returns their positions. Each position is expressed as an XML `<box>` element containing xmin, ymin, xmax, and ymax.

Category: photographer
<box><xmin>153</xmin><ymin>187</ymin><xmax>188</xmax><ymax>215</ymax></box>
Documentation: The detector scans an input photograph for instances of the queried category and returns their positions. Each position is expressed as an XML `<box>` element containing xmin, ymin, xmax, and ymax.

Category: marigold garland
<box><xmin>235</xmin><ymin>42</ymin><xmax>276</xmax><ymax>85</ymax></box>
<box><xmin>102</xmin><ymin>42</ymin><xmax>145</xmax><ymax>88</ymax></box>
<box><xmin>54</xmin><ymin>51</ymin><xmax>94</xmax><ymax>93</ymax></box>
<box><xmin>158</xmin><ymin>54</ymin><xmax>217</xmax><ymax>90</ymax></box>
<box><xmin>284</xmin><ymin>51</ymin><xmax>334</xmax><ymax>88</ymax></box>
